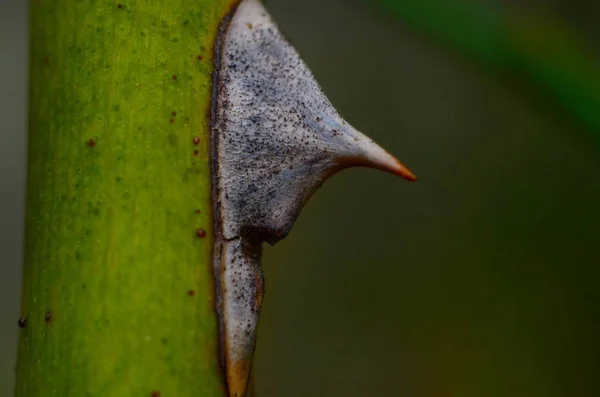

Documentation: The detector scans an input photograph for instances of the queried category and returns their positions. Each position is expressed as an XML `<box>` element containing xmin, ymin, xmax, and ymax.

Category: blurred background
<box><xmin>1</xmin><ymin>0</ymin><xmax>599</xmax><ymax>396</ymax></box>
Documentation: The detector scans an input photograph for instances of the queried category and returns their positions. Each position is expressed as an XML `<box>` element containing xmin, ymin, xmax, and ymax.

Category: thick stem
<box><xmin>16</xmin><ymin>1</ymin><xmax>236</xmax><ymax>396</ymax></box>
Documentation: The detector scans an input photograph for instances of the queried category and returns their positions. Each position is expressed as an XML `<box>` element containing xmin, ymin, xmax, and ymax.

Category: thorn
<box><xmin>214</xmin><ymin>2</ymin><xmax>418</xmax><ymax>397</ymax></box>
<box><xmin>387</xmin><ymin>158</ymin><xmax>417</xmax><ymax>181</ymax></box>
<box><xmin>341</xmin><ymin>134</ymin><xmax>417</xmax><ymax>181</ymax></box>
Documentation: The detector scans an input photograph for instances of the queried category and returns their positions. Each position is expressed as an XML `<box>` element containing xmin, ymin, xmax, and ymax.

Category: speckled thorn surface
<box><xmin>211</xmin><ymin>1</ymin><xmax>415</xmax><ymax>396</ymax></box>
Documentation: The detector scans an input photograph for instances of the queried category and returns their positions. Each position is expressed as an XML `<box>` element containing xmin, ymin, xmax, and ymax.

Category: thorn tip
<box><xmin>391</xmin><ymin>159</ymin><xmax>417</xmax><ymax>181</ymax></box>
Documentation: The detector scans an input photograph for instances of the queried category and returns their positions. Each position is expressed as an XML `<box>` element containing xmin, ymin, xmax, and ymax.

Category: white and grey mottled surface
<box><xmin>213</xmin><ymin>1</ymin><xmax>413</xmax><ymax>395</ymax></box>
<box><xmin>214</xmin><ymin>0</ymin><xmax>412</xmax><ymax>246</ymax></box>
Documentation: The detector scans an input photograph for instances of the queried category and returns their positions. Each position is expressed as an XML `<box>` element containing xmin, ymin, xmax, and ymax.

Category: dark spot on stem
<box><xmin>193</xmin><ymin>150</ymin><xmax>199</xmax><ymax>156</ymax></box>
<box><xmin>44</xmin><ymin>57</ymin><xmax>50</xmax><ymax>64</ymax></box>
<box><xmin>44</xmin><ymin>311</ymin><xmax>52</xmax><ymax>323</ymax></box>
<box><xmin>195</xmin><ymin>209</ymin><xmax>201</xmax><ymax>214</ymax></box>
<box><xmin>151</xmin><ymin>392</ymin><xmax>160</xmax><ymax>397</ymax></box>
<box><xmin>17</xmin><ymin>317</ymin><xmax>27</xmax><ymax>328</ymax></box>
<box><xmin>88</xmin><ymin>138</ymin><xmax>96</xmax><ymax>147</ymax></box>
<box><xmin>197</xmin><ymin>55</ymin><xmax>203</xmax><ymax>61</ymax></box>
<box><xmin>193</xmin><ymin>136</ymin><xmax>200</xmax><ymax>145</ymax></box>
<box><xmin>196</xmin><ymin>229</ymin><xmax>206</xmax><ymax>238</ymax></box>
<box><xmin>117</xmin><ymin>3</ymin><xmax>122</xmax><ymax>9</ymax></box>
<box><xmin>172</xmin><ymin>75</ymin><xmax>177</xmax><ymax>80</ymax></box>
<box><xmin>170</xmin><ymin>119</ymin><xmax>175</xmax><ymax>124</ymax></box>
<box><xmin>171</xmin><ymin>111</ymin><xmax>177</xmax><ymax>116</ymax></box>
<box><xmin>187</xmin><ymin>290</ymin><xmax>195</xmax><ymax>297</ymax></box>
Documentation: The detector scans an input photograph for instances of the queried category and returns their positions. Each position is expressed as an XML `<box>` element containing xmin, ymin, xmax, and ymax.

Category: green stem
<box><xmin>17</xmin><ymin>1</ymin><xmax>236</xmax><ymax>396</ymax></box>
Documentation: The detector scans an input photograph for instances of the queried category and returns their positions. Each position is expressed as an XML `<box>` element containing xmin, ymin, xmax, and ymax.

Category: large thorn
<box><xmin>211</xmin><ymin>1</ymin><xmax>417</xmax><ymax>396</ymax></box>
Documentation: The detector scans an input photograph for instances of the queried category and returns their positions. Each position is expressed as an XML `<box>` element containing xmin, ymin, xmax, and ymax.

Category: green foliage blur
<box><xmin>378</xmin><ymin>0</ymin><xmax>600</xmax><ymax>136</ymax></box>
<box><xmin>1</xmin><ymin>0</ymin><xmax>599</xmax><ymax>396</ymax></box>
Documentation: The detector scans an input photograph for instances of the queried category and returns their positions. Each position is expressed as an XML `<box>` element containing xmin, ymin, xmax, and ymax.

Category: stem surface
<box><xmin>17</xmin><ymin>1</ymin><xmax>237</xmax><ymax>396</ymax></box>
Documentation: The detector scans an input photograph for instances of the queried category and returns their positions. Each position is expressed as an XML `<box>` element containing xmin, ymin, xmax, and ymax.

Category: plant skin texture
<box><xmin>17</xmin><ymin>1</ymin><xmax>239</xmax><ymax>397</ymax></box>
<box><xmin>212</xmin><ymin>1</ymin><xmax>416</xmax><ymax>396</ymax></box>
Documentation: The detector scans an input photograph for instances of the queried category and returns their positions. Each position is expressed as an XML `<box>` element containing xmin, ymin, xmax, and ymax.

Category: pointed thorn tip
<box><xmin>393</xmin><ymin>160</ymin><xmax>417</xmax><ymax>181</ymax></box>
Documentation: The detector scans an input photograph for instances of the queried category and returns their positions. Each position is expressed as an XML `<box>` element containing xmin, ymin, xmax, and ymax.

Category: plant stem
<box><xmin>16</xmin><ymin>1</ymin><xmax>237</xmax><ymax>396</ymax></box>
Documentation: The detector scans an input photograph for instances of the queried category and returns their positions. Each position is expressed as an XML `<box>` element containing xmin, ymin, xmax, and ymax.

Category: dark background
<box><xmin>2</xmin><ymin>0</ymin><xmax>599</xmax><ymax>396</ymax></box>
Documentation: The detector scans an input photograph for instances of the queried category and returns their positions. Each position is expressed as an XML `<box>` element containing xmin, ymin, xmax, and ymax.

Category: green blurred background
<box><xmin>1</xmin><ymin>0</ymin><xmax>599</xmax><ymax>396</ymax></box>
